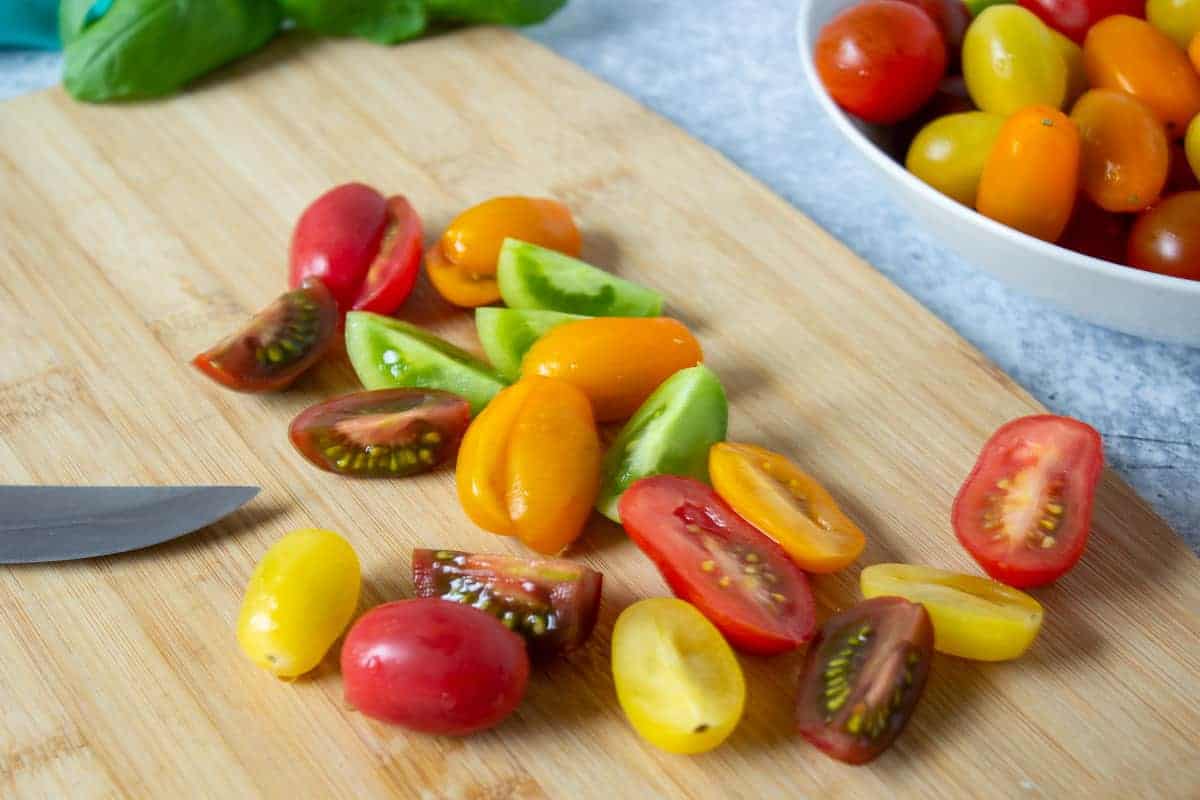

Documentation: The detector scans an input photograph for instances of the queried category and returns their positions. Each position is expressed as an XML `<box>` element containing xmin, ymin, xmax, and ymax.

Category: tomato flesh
<box><xmin>953</xmin><ymin>415</ymin><xmax>1104</xmax><ymax>588</ymax></box>
<box><xmin>192</xmin><ymin>280</ymin><xmax>338</xmax><ymax>392</ymax></box>
<box><xmin>341</xmin><ymin>599</ymin><xmax>529</xmax><ymax>735</ymax></box>
<box><xmin>411</xmin><ymin>548</ymin><xmax>602</xmax><ymax>659</ymax></box>
<box><xmin>618</xmin><ymin>476</ymin><xmax>816</xmax><ymax>655</ymax></box>
<box><xmin>289</xmin><ymin>389</ymin><xmax>470</xmax><ymax>477</ymax></box>
<box><xmin>796</xmin><ymin>597</ymin><xmax>933</xmax><ymax>765</ymax></box>
<box><xmin>289</xmin><ymin>183</ymin><xmax>423</xmax><ymax>316</ymax></box>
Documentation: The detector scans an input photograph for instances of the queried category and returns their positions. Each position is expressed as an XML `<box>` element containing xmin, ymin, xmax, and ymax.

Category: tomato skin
<box><xmin>612</xmin><ymin>598</ymin><xmax>745</xmax><ymax>755</ymax></box>
<box><xmin>1190</xmin><ymin>29</ymin><xmax>1200</xmax><ymax>71</ymax></box>
<box><xmin>237</xmin><ymin>529</ymin><xmax>360</xmax><ymax>678</ymax></box>
<box><xmin>1050</xmin><ymin>29</ymin><xmax>1088</xmax><ymax>106</ymax></box>
<box><xmin>521</xmin><ymin>317</ymin><xmax>703</xmax><ymax>422</ymax></box>
<box><xmin>815</xmin><ymin>0</ymin><xmax>947</xmax><ymax>124</ymax></box>
<box><xmin>289</xmin><ymin>389</ymin><xmax>470</xmax><ymax>477</ymax></box>
<box><xmin>1127</xmin><ymin>191</ymin><xmax>1200</xmax><ymax>280</ymax></box>
<box><xmin>976</xmin><ymin>106</ymin><xmax>1080</xmax><ymax>242</ymax></box>
<box><xmin>1084</xmin><ymin>15</ymin><xmax>1200</xmax><ymax>136</ymax></box>
<box><xmin>953</xmin><ymin>415</ymin><xmax>1104</xmax><ymax>588</ymax></box>
<box><xmin>1147</xmin><ymin>0</ymin><xmax>1200</xmax><ymax>48</ymax></box>
<box><xmin>795</xmin><ymin>597</ymin><xmax>933</xmax><ymax>765</ymax></box>
<box><xmin>1071</xmin><ymin>90</ymin><xmax>1169</xmax><ymax>213</ymax></box>
<box><xmin>1058</xmin><ymin>198</ymin><xmax>1131</xmax><ymax>264</ymax></box>
<box><xmin>1185</xmin><ymin>116</ymin><xmax>1200</xmax><ymax>185</ymax></box>
<box><xmin>906</xmin><ymin>111</ymin><xmax>1006</xmax><ymax>206</ymax></box>
<box><xmin>1019</xmin><ymin>0</ymin><xmax>1144</xmax><ymax>43</ymax></box>
<box><xmin>963</xmin><ymin>6</ymin><xmax>1067</xmax><ymax>115</ymax></box>
<box><xmin>192</xmin><ymin>280</ymin><xmax>338</xmax><ymax>392</ymax></box>
<box><xmin>899</xmin><ymin>0</ymin><xmax>970</xmax><ymax>64</ymax></box>
<box><xmin>618</xmin><ymin>476</ymin><xmax>816</xmax><ymax>655</ymax></box>
<box><xmin>341</xmin><ymin>599</ymin><xmax>529</xmax><ymax>735</ymax></box>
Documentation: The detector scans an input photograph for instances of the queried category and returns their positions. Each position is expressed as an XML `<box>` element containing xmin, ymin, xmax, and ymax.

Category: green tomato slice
<box><xmin>345</xmin><ymin>312</ymin><xmax>507</xmax><ymax>415</ymax></box>
<box><xmin>475</xmin><ymin>307</ymin><xmax>590</xmax><ymax>381</ymax></box>
<box><xmin>598</xmin><ymin>364</ymin><xmax>728</xmax><ymax>522</ymax></box>
<box><xmin>497</xmin><ymin>238</ymin><xmax>664</xmax><ymax>317</ymax></box>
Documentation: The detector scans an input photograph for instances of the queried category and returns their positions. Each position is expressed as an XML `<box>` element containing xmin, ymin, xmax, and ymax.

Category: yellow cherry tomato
<box><xmin>1185</xmin><ymin>114</ymin><xmax>1200</xmax><ymax>183</ymax></box>
<box><xmin>612</xmin><ymin>598</ymin><xmax>745</xmax><ymax>754</ymax></box>
<box><xmin>963</xmin><ymin>6</ymin><xmax>1067</xmax><ymax>116</ymax></box>
<box><xmin>906</xmin><ymin>111</ymin><xmax>1007</xmax><ymax>206</ymax></box>
<box><xmin>237</xmin><ymin>528</ymin><xmax>361</xmax><ymax>677</ymax></box>
<box><xmin>1050</xmin><ymin>29</ymin><xmax>1088</xmax><ymax>107</ymax></box>
<box><xmin>860</xmin><ymin>563</ymin><xmax>1043</xmax><ymax>661</ymax></box>
<box><xmin>709</xmin><ymin>442</ymin><xmax>866</xmax><ymax>573</ymax></box>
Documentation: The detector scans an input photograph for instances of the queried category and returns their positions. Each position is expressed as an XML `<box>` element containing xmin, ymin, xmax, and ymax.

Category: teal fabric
<box><xmin>1</xmin><ymin>0</ymin><xmax>60</xmax><ymax>49</ymax></box>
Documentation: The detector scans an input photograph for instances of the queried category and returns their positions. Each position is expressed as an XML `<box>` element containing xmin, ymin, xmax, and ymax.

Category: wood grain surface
<box><xmin>1</xmin><ymin>28</ymin><xmax>1197</xmax><ymax>800</ymax></box>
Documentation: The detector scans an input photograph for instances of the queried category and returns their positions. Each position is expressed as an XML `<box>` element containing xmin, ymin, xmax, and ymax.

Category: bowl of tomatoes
<box><xmin>797</xmin><ymin>0</ymin><xmax>1200</xmax><ymax>347</ymax></box>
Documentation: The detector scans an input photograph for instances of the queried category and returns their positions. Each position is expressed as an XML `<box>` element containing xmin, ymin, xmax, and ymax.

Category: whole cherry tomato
<box><xmin>977</xmin><ymin>106</ymin><xmax>1081</xmax><ymax>242</ymax></box>
<box><xmin>814</xmin><ymin>0</ymin><xmax>948</xmax><ymax>124</ymax></box>
<box><xmin>906</xmin><ymin>111</ymin><xmax>1006</xmax><ymax>206</ymax></box>
<box><xmin>1127</xmin><ymin>192</ymin><xmax>1200</xmax><ymax>279</ymax></box>
<box><xmin>899</xmin><ymin>0</ymin><xmax>971</xmax><ymax>64</ymax></box>
<box><xmin>1186</xmin><ymin>116</ymin><xmax>1200</xmax><ymax>184</ymax></box>
<box><xmin>1071</xmin><ymin>89</ymin><xmax>1169</xmax><ymax>213</ymax></box>
<box><xmin>428</xmin><ymin>197</ymin><xmax>581</xmax><ymax>308</ymax></box>
<box><xmin>1147</xmin><ymin>0</ymin><xmax>1200</xmax><ymax>48</ymax></box>
<box><xmin>456</xmin><ymin>377</ymin><xmax>601</xmax><ymax>554</ymax></box>
<box><xmin>1167</xmin><ymin>140</ymin><xmax>1200</xmax><ymax>192</ymax></box>
<box><xmin>1084</xmin><ymin>15</ymin><xmax>1200</xmax><ymax>136</ymax></box>
<box><xmin>1019</xmin><ymin>0</ymin><xmax>1145</xmax><ymax>43</ymax></box>
<box><xmin>1051</xmin><ymin>29</ymin><xmax>1088</xmax><ymax>106</ymax></box>
<box><xmin>1190</xmin><ymin>29</ymin><xmax>1200</xmax><ymax>70</ymax></box>
<box><xmin>963</xmin><ymin>6</ymin><xmax>1067</xmax><ymax>115</ymax></box>
<box><xmin>1058</xmin><ymin>199</ymin><xmax>1132</xmax><ymax>264</ymax></box>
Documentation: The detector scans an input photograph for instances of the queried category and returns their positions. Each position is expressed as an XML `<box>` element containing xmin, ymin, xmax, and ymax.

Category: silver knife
<box><xmin>0</xmin><ymin>485</ymin><xmax>259</xmax><ymax>564</ymax></box>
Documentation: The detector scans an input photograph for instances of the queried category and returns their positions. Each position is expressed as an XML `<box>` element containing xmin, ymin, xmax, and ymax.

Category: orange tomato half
<box><xmin>708</xmin><ymin>443</ymin><xmax>866</xmax><ymax>573</ymax></box>
<box><xmin>521</xmin><ymin>317</ymin><xmax>703</xmax><ymax>422</ymax></box>
<box><xmin>456</xmin><ymin>377</ymin><xmax>601</xmax><ymax>555</ymax></box>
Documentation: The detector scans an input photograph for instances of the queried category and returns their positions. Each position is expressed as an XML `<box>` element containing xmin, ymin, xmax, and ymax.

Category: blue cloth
<box><xmin>0</xmin><ymin>0</ymin><xmax>59</xmax><ymax>49</ymax></box>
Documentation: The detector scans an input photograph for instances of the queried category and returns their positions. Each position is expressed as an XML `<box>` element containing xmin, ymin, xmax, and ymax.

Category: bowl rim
<box><xmin>795</xmin><ymin>0</ymin><xmax>1200</xmax><ymax>299</ymax></box>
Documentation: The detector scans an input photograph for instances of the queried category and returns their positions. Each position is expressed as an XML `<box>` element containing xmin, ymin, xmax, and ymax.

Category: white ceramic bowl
<box><xmin>797</xmin><ymin>0</ymin><xmax>1200</xmax><ymax>347</ymax></box>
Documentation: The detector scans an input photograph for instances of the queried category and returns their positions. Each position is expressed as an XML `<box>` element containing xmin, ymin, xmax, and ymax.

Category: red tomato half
<box><xmin>953</xmin><ymin>415</ymin><xmax>1104</xmax><ymax>588</ymax></box>
<box><xmin>341</xmin><ymin>599</ymin><xmax>529</xmax><ymax>735</ymax></box>
<box><xmin>815</xmin><ymin>0</ymin><xmax>948</xmax><ymax>125</ymax></box>
<box><xmin>192</xmin><ymin>281</ymin><xmax>338</xmax><ymax>392</ymax></box>
<box><xmin>290</xmin><ymin>183</ymin><xmax>423</xmax><ymax>316</ymax></box>
<box><xmin>1019</xmin><ymin>0</ymin><xmax>1144</xmax><ymax>43</ymax></box>
<box><xmin>289</xmin><ymin>389</ymin><xmax>470</xmax><ymax>477</ymax></box>
<box><xmin>618</xmin><ymin>476</ymin><xmax>816</xmax><ymax>655</ymax></box>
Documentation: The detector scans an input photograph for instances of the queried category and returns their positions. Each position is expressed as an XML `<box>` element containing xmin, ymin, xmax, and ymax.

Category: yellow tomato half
<box><xmin>860</xmin><ymin>563</ymin><xmax>1043</xmax><ymax>661</ymax></box>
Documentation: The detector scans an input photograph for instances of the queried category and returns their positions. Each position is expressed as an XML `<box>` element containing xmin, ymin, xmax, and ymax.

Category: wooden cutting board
<box><xmin>1</xmin><ymin>28</ymin><xmax>1196</xmax><ymax>800</ymax></box>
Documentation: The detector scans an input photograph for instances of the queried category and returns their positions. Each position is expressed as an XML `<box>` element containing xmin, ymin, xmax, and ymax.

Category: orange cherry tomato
<box><xmin>1083</xmin><ymin>16</ymin><xmax>1200</xmax><ymax>137</ymax></box>
<box><xmin>1190</xmin><ymin>30</ymin><xmax>1200</xmax><ymax>72</ymax></box>
<box><xmin>428</xmin><ymin>197</ymin><xmax>582</xmax><ymax>308</ymax></box>
<box><xmin>520</xmin><ymin>317</ymin><xmax>703</xmax><ymax>422</ymax></box>
<box><xmin>976</xmin><ymin>106</ymin><xmax>1080</xmax><ymax>242</ymax></box>
<box><xmin>708</xmin><ymin>443</ymin><xmax>866</xmax><ymax>573</ymax></box>
<box><xmin>456</xmin><ymin>377</ymin><xmax>601</xmax><ymax>555</ymax></box>
<box><xmin>1070</xmin><ymin>90</ymin><xmax>1169</xmax><ymax>213</ymax></box>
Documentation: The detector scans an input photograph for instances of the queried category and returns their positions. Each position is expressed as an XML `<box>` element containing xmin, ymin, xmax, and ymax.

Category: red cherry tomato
<box><xmin>192</xmin><ymin>281</ymin><xmax>338</xmax><ymax>392</ymax></box>
<box><xmin>815</xmin><ymin>0</ymin><xmax>948</xmax><ymax>124</ymax></box>
<box><xmin>1018</xmin><ymin>0</ymin><xmax>1144</xmax><ymax>43</ymax></box>
<box><xmin>953</xmin><ymin>415</ymin><xmax>1104</xmax><ymax>588</ymax></box>
<box><xmin>617</xmin><ymin>475</ymin><xmax>817</xmax><ymax>655</ymax></box>
<box><xmin>341</xmin><ymin>599</ymin><xmax>529</xmax><ymax>735</ymax></box>
<box><xmin>1167</xmin><ymin>142</ymin><xmax>1200</xmax><ymax>193</ymax></box>
<box><xmin>290</xmin><ymin>183</ymin><xmax>423</xmax><ymax>316</ymax></box>
<box><xmin>1058</xmin><ymin>199</ymin><xmax>1131</xmax><ymax>264</ymax></box>
<box><xmin>1127</xmin><ymin>191</ymin><xmax>1200</xmax><ymax>280</ymax></box>
<box><xmin>899</xmin><ymin>0</ymin><xmax>970</xmax><ymax>65</ymax></box>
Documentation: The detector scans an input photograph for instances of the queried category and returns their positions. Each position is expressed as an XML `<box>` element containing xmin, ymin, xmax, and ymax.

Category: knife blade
<box><xmin>0</xmin><ymin>485</ymin><xmax>259</xmax><ymax>564</ymax></box>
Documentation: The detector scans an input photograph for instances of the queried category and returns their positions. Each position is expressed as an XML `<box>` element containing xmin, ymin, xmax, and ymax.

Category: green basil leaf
<box><xmin>62</xmin><ymin>0</ymin><xmax>281</xmax><ymax>102</ymax></box>
<box><xmin>281</xmin><ymin>0</ymin><xmax>426</xmax><ymax>44</ymax></box>
<box><xmin>423</xmin><ymin>0</ymin><xmax>567</xmax><ymax>26</ymax></box>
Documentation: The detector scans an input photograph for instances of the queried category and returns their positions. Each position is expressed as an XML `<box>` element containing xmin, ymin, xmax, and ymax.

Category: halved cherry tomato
<box><xmin>861</xmin><ymin>564</ymin><xmax>1044</xmax><ymax>661</ymax></box>
<box><xmin>428</xmin><ymin>197</ymin><xmax>581</xmax><ymax>308</ymax></box>
<box><xmin>815</xmin><ymin>0</ymin><xmax>948</xmax><ymax>125</ymax></box>
<box><xmin>1071</xmin><ymin>89</ymin><xmax>1169</xmax><ymax>213</ymax></box>
<box><xmin>795</xmin><ymin>597</ymin><xmax>933</xmax><ymax>765</ymax></box>
<box><xmin>1058</xmin><ymin>198</ymin><xmax>1131</xmax><ymax>264</ymax></box>
<box><xmin>1019</xmin><ymin>0</ymin><xmax>1145</xmax><ymax>43</ymax></box>
<box><xmin>612</xmin><ymin>598</ymin><xmax>745</xmax><ymax>755</ymax></box>
<box><xmin>289</xmin><ymin>389</ymin><xmax>470</xmax><ymax>477</ymax></box>
<box><xmin>456</xmin><ymin>377</ymin><xmax>601</xmax><ymax>554</ymax></box>
<box><xmin>1084</xmin><ymin>15</ymin><xmax>1200</xmax><ymax>136</ymax></box>
<box><xmin>341</xmin><ymin>599</ymin><xmax>529</xmax><ymax>735</ymax></box>
<box><xmin>976</xmin><ymin>106</ymin><xmax>1080</xmax><ymax>242</ymax></box>
<box><xmin>192</xmin><ymin>280</ymin><xmax>338</xmax><ymax>392</ymax></box>
<box><xmin>617</xmin><ymin>476</ymin><xmax>816</xmax><ymax>655</ymax></box>
<box><xmin>1127</xmin><ymin>191</ymin><xmax>1200</xmax><ymax>280</ymax></box>
<box><xmin>953</xmin><ymin>415</ymin><xmax>1104</xmax><ymax>588</ymax></box>
<box><xmin>290</xmin><ymin>184</ymin><xmax>423</xmax><ymax>316</ymax></box>
<box><xmin>520</xmin><ymin>317</ymin><xmax>703</xmax><ymax>422</ymax></box>
<box><xmin>411</xmin><ymin>548</ymin><xmax>602</xmax><ymax>659</ymax></box>
<box><xmin>709</xmin><ymin>443</ymin><xmax>866</xmax><ymax>573</ymax></box>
